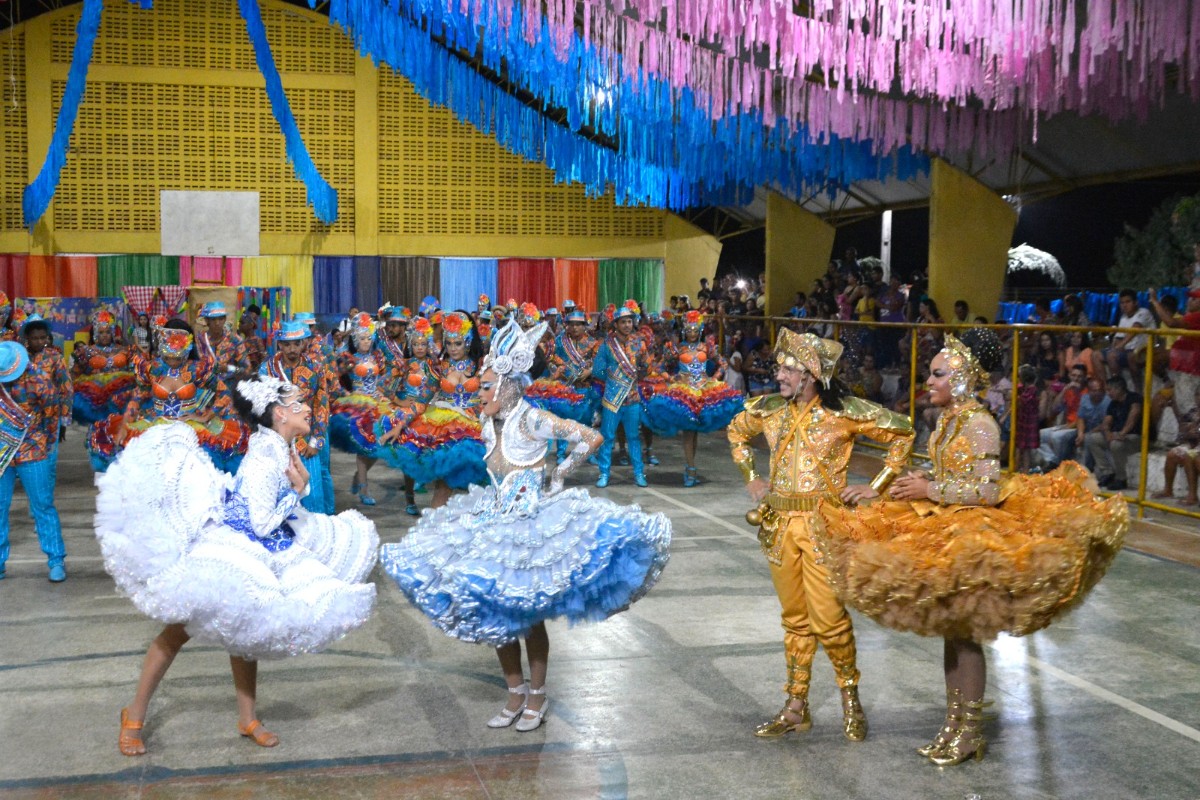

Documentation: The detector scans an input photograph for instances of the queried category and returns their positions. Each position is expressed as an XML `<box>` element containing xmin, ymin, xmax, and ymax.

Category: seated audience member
<box><xmin>1073</xmin><ymin>377</ymin><xmax>1111</xmax><ymax>471</ymax></box>
<box><xmin>1153</xmin><ymin>384</ymin><xmax>1200</xmax><ymax>505</ymax></box>
<box><xmin>1038</xmin><ymin>365</ymin><xmax>1088</xmax><ymax>469</ymax></box>
<box><xmin>1096</xmin><ymin>288</ymin><xmax>1155</xmax><ymax>381</ymax></box>
<box><xmin>1085</xmin><ymin>376</ymin><xmax>1144</xmax><ymax>491</ymax></box>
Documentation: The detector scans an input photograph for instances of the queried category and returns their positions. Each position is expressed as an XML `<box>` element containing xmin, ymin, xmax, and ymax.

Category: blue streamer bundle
<box><xmin>321</xmin><ymin>0</ymin><xmax>928</xmax><ymax>210</ymax></box>
<box><xmin>238</xmin><ymin>0</ymin><xmax>338</xmax><ymax>224</ymax></box>
<box><xmin>22</xmin><ymin>0</ymin><xmax>105</xmax><ymax>228</ymax></box>
<box><xmin>25</xmin><ymin>0</ymin><xmax>338</xmax><ymax>228</ymax></box>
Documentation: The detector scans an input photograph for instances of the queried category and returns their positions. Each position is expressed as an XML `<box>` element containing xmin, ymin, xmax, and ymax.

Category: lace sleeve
<box><xmin>526</xmin><ymin>407</ymin><xmax>602</xmax><ymax>485</ymax></box>
<box><xmin>236</xmin><ymin>442</ymin><xmax>304</xmax><ymax>535</ymax></box>
<box><xmin>928</xmin><ymin>411</ymin><xmax>1002</xmax><ymax>506</ymax></box>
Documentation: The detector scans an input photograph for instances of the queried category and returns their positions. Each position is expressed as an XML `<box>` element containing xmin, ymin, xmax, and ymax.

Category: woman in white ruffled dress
<box><xmin>381</xmin><ymin>320</ymin><xmax>672</xmax><ymax>732</ymax></box>
<box><xmin>96</xmin><ymin>373</ymin><xmax>379</xmax><ymax>756</ymax></box>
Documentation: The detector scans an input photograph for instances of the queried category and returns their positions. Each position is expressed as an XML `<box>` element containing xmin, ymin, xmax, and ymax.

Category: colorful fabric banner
<box><xmin>497</xmin><ymin>258</ymin><xmax>555</xmax><ymax>311</ymax></box>
<box><xmin>439</xmin><ymin>258</ymin><xmax>498</xmax><ymax>313</ymax></box>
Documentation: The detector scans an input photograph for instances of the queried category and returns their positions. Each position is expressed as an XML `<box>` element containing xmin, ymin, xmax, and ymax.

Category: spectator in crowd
<box><xmin>1153</xmin><ymin>384</ymin><xmax>1200</xmax><ymax>505</ymax></box>
<box><xmin>1096</xmin><ymin>289</ymin><xmax>1155</xmax><ymax>381</ymax></box>
<box><xmin>1060</xmin><ymin>293</ymin><xmax>1091</xmax><ymax>331</ymax></box>
<box><xmin>1150</xmin><ymin>287</ymin><xmax>1200</xmax><ymax>417</ymax></box>
<box><xmin>875</xmin><ymin>273</ymin><xmax>907</xmax><ymax>368</ymax></box>
<box><xmin>1061</xmin><ymin>330</ymin><xmax>1095</xmax><ymax>378</ymax></box>
<box><xmin>1037</xmin><ymin>364</ymin><xmax>1088</xmax><ymax>470</ymax></box>
<box><xmin>953</xmin><ymin>299</ymin><xmax>970</xmax><ymax>324</ymax></box>
<box><xmin>1073</xmin><ymin>377</ymin><xmax>1111</xmax><ymax>471</ymax></box>
<box><xmin>744</xmin><ymin>340</ymin><xmax>777</xmax><ymax>396</ymax></box>
<box><xmin>697</xmin><ymin>278</ymin><xmax>712</xmax><ymax>302</ymax></box>
<box><xmin>846</xmin><ymin>352</ymin><xmax>884</xmax><ymax>402</ymax></box>
<box><xmin>1014</xmin><ymin>364</ymin><xmax>1041</xmax><ymax>473</ymax></box>
<box><xmin>786</xmin><ymin>292</ymin><xmax>807</xmax><ymax>318</ymax></box>
<box><xmin>1085</xmin><ymin>376</ymin><xmax>1144</xmax><ymax>491</ymax></box>
<box><xmin>839</xmin><ymin>246</ymin><xmax>859</xmax><ymax>276</ymax></box>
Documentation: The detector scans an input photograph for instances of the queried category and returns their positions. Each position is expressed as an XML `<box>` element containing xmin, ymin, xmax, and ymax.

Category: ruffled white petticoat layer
<box><xmin>94</xmin><ymin>423</ymin><xmax>378</xmax><ymax>659</ymax></box>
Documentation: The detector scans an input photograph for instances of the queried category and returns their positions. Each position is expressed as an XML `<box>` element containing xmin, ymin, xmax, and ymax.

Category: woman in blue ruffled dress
<box><xmin>381</xmin><ymin>320</ymin><xmax>672</xmax><ymax>732</ymax></box>
<box><xmin>642</xmin><ymin>311</ymin><xmax>744</xmax><ymax>486</ymax></box>
<box><xmin>96</xmin><ymin>373</ymin><xmax>379</xmax><ymax>756</ymax></box>
<box><xmin>329</xmin><ymin>313</ymin><xmax>394</xmax><ymax>506</ymax></box>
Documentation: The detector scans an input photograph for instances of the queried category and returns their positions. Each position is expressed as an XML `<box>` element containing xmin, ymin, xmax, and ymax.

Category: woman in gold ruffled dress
<box><xmin>816</xmin><ymin>329</ymin><xmax>1128</xmax><ymax>767</ymax></box>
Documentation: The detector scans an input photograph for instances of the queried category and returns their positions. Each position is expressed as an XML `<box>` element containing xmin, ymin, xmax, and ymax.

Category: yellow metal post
<box><xmin>1009</xmin><ymin>330</ymin><xmax>1020</xmax><ymax>473</ymax></box>
<box><xmin>1136</xmin><ymin>330</ymin><xmax>1156</xmax><ymax>519</ymax></box>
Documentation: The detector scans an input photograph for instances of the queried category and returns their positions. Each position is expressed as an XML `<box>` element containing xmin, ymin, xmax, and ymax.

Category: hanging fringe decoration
<box><xmin>22</xmin><ymin>0</ymin><xmax>105</xmax><ymax>228</ymax></box>
<box><xmin>239</xmin><ymin>0</ymin><xmax>338</xmax><ymax>224</ymax></box>
<box><xmin>323</xmin><ymin>0</ymin><xmax>924</xmax><ymax>210</ymax></box>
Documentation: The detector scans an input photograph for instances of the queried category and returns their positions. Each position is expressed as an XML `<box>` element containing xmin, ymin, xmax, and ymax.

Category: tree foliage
<box><xmin>1109</xmin><ymin>192</ymin><xmax>1200</xmax><ymax>289</ymax></box>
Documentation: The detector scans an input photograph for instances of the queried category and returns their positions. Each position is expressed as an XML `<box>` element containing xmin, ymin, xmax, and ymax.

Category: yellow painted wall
<box><xmin>765</xmin><ymin>191</ymin><xmax>835</xmax><ymax>317</ymax></box>
<box><xmin>663</xmin><ymin>215</ymin><xmax>722</xmax><ymax>303</ymax></box>
<box><xmin>927</xmin><ymin>159</ymin><xmax>1017</xmax><ymax>324</ymax></box>
<box><xmin>0</xmin><ymin>0</ymin><xmax>713</xmax><ymax>264</ymax></box>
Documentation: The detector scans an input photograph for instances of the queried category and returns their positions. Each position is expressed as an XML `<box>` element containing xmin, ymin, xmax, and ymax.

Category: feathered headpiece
<box><xmin>613</xmin><ymin>299</ymin><xmax>640</xmax><ymax>320</ymax></box>
<box><xmin>517</xmin><ymin>302</ymin><xmax>542</xmax><ymax>328</ymax></box>
<box><xmin>351</xmin><ymin>311</ymin><xmax>375</xmax><ymax>339</ymax></box>
<box><xmin>441</xmin><ymin>311</ymin><xmax>473</xmax><ymax>342</ymax></box>
<box><xmin>92</xmin><ymin>309</ymin><xmax>117</xmax><ymax>330</ymax></box>
<box><xmin>484</xmin><ymin>318</ymin><xmax>545</xmax><ymax>389</ymax></box>
<box><xmin>682</xmin><ymin>310</ymin><xmax>704</xmax><ymax>329</ymax></box>
<box><xmin>407</xmin><ymin>316</ymin><xmax>434</xmax><ymax>342</ymax></box>
<box><xmin>236</xmin><ymin>375</ymin><xmax>298</xmax><ymax>416</ymax></box>
<box><xmin>159</xmin><ymin>330</ymin><xmax>194</xmax><ymax>359</ymax></box>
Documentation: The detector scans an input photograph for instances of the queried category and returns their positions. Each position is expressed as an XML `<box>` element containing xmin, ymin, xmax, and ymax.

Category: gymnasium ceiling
<box><xmin>7</xmin><ymin>0</ymin><xmax>1200</xmax><ymax>235</ymax></box>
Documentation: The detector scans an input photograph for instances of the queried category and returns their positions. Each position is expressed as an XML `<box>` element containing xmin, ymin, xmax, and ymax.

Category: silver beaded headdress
<box><xmin>236</xmin><ymin>376</ymin><xmax>297</xmax><ymax>416</ymax></box>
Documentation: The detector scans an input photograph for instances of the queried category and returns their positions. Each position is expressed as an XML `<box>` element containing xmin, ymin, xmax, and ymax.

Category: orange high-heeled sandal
<box><xmin>118</xmin><ymin>708</ymin><xmax>146</xmax><ymax>756</ymax></box>
<box><xmin>238</xmin><ymin>719</ymin><xmax>280</xmax><ymax>748</ymax></box>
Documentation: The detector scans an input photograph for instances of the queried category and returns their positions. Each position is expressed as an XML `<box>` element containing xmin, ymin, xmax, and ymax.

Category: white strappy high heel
<box><xmin>486</xmin><ymin>682</ymin><xmax>529</xmax><ymax>728</ymax></box>
<box><xmin>514</xmin><ymin>686</ymin><xmax>549</xmax><ymax>732</ymax></box>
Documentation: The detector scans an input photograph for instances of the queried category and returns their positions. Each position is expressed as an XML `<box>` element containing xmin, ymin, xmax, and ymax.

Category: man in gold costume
<box><xmin>728</xmin><ymin>329</ymin><xmax>914</xmax><ymax>741</ymax></box>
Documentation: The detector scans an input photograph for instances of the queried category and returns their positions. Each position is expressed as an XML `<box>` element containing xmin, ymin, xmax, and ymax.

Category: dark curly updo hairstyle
<box><xmin>956</xmin><ymin>327</ymin><xmax>1004</xmax><ymax>372</ymax></box>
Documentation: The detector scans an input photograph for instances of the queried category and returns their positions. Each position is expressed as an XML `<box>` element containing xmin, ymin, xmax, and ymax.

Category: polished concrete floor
<box><xmin>1</xmin><ymin>430</ymin><xmax>1198</xmax><ymax>799</ymax></box>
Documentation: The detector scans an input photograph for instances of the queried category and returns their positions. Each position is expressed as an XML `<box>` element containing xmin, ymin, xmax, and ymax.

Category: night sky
<box><xmin>718</xmin><ymin>171</ymin><xmax>1200</xmax><ymax>290</ymax></box>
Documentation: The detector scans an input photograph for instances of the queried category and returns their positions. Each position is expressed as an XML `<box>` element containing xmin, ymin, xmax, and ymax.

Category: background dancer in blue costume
<box><xmin>381</xmin><ymin>319</ymin><xmax>671</xmax><ymax>732</ymax></box>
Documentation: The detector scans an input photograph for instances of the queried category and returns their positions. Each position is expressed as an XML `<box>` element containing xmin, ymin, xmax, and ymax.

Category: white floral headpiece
<box><xmin>236</xmin><ymin>376</ymin><xmax>297</xmax><ymax>416</ymax></box>
<box><xmin>484</xmin><ymin>318</ymin><xmax>546</xmax><ymax>379</ymax></box>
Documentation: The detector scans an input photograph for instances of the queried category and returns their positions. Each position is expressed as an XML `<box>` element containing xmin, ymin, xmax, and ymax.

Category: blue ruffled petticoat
<box><xmin>380</xmin><ymin>471</ymin><xmax>671</xmax><ymax>646</ymax></box>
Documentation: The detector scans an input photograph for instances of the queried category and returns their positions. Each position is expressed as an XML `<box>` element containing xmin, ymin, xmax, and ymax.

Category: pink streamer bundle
<box><xmin>477</xmin><ymin>0</ymin><xmax>1195</xmax><ymax>161</ymax></box>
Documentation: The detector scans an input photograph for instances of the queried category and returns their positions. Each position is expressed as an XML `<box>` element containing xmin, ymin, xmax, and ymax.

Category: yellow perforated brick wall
<box><xmin>4</xmin><ymin>0</ymin><xmax>670</xmax><ymax>252</ymax></box>
<box><xmin>46</xmin><ymin>0</ymin><xmax>355</xmax><ymax>239</ymax></box>
<box><xmin>376</xmin><ymin>69</ymin><xmax>664</xmax><ymax>240</ymax></box>
<box><xmin>1</xmin><ymin>29</ymin><xmax>27</xmax><ymax>233</ymax></box>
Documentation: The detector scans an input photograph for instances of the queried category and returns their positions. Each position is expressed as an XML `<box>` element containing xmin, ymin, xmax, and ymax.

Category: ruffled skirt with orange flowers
<box><xmin>72</xmin><ymin>370</ymin><xmax>137</xmax><ymax>424</ymax></box>
<box><xmin>642</xmin><ymin>379</ymin><xmax>744</xmax><ymax>437</ymax></box>
<box><xmin>330</xmin><ymin>392</ymin><xmax>392</xmax><ymax>458</ymax></box>
<box><xmin>525</xmin><ymin>379</ymin><xmax>599</xmax><ymax>424</ymax></box>
<box><xmin>813</xmin><ymin>463</ymin><xmax>1128</xmax><ymax>642</ymax></box>
<box><xmin>88</xmin><ymin>412</ymin><xmax>250</xmax><ymax>474</ymax></box>
<box><xmin>381</xmin><ymin>405</ymin><xmax>487</xmax><ymax>489</ymax></box>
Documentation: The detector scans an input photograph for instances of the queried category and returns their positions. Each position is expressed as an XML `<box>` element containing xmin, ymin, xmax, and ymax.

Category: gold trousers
<box><xmin>767</xmin><ymin>513</ymin><xmax>860</xmax><ymax>699</ymax></box>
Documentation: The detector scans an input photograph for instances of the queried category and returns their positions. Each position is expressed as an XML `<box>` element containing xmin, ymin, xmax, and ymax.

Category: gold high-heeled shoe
<box><xmin>754</xmin><ymin>696</ymin><xmax>811</xmax><ymax>738</ymax></box>
<box><xmin>917</xmin><ymin>689</ymin><xmax>962</xmax><ymax>758</ymax></box>
<box><xmin>840</xmin><ymin>686</ymin><xmax>868</xmax><ymax>742</ymax></box>
<box><xmin>929</xmin><ymin>698</ymin><xmax>989</xmax><ymax>766</ymax></box>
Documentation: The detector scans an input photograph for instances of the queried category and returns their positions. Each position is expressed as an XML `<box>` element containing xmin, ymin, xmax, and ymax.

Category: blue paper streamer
<box><xmin>319</xmin><ymin>0</ymin><xmax>928</xmax><ymax>210</ymax></box>
<box><xmin>238</xmin><ymin>0</ymin><xmax>338</xmax><ymax>224</ymax></box>
<box><xmin>22</xmin><ymin>0</ymin><xmax>105</xmax><ymax>228</ymax></box>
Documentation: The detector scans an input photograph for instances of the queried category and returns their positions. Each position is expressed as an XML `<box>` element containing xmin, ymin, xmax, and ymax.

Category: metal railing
<box><xmin>711</xmin><ymin>312</ymin><xmax>1200</xmax><ymax>523</ymax></box>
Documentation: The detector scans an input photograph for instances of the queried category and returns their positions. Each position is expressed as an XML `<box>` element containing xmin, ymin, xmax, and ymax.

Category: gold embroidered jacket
<box><xmin>728</xmin><ymin>394</ymin><xmax>914</xmax><ymax>506</ymax></box>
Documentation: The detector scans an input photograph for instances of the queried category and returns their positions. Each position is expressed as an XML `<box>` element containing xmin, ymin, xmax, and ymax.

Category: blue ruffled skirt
<box><xmin>380</xmin><ymin>485</ymin><xmax>672</xmax><ymax>646</ymax></box>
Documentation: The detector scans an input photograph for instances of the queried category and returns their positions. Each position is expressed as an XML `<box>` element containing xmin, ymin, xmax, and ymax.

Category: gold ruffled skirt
<box><xmin>813</xmin><ymin>463</ymin><xmax>1128</xmax><ymax>642</ymax></box>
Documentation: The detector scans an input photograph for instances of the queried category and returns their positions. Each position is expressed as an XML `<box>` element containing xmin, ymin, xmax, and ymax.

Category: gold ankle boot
<box><xmin>916</xmin><ymin>689</ymin><xmax>962</xmax><ymax>758</ymax></box>
<box><xmin>929</xmin><ymin>698</ymin><xmax>990</xmax><ymax>766</ymax></box>
<box><xmin>840</xmin><ymin>686</ymin><xmax>868</xmax><ymax>742</ymax></box>
<box><xmin>755</xmin><ymin>697</ymin><xmax>811</xmax><ymax>738</ymax></box>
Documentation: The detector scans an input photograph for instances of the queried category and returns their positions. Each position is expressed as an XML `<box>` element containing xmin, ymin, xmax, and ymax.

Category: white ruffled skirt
<box><xmin>94</xmin><ymin>424</ymin><xmax>378</xmax><ymax>659</ymax></box>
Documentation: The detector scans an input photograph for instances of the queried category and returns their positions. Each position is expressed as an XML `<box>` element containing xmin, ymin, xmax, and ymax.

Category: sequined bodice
<box><xmin>436</xmin><ymin>358</ymin><xmax>480</xmax><ymax>410</ymax></box>
<box><xmin>76</xmin><ymin>344</ymin><xmax>130</xmax><ymax>374</ymax></box>
<box><xmin>348</xmin><ymin>354</ymin><xmax>382</xmax><ymax>396</ymax></box>
<box><xmin>677</xmin><ymin>342</ymin><xmax>710</xmax><ymax>384</ymax></box>
<box><xmin>927</xmin><ymin>399</ymin><xmax>1002</xmax><ymax>506</ymax></box>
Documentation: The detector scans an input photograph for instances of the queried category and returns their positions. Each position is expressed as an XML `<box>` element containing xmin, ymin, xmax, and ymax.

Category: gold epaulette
<box><xmin>837</xmin><ymin>396</ymin><xmax>914</xmax><ymax>434</ymax></box>
<box><xmin>743</xmin><ymin>393</ymin><xmax>787</xmax><ymax>417</ymax></box>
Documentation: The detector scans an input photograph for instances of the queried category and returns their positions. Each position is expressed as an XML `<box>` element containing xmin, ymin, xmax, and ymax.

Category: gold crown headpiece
<box><xmin>774</xmin><ymin>328</ymin><xmax>843</xmax><ymax>387</ymax></box>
